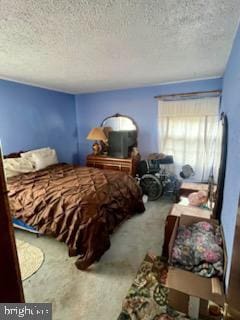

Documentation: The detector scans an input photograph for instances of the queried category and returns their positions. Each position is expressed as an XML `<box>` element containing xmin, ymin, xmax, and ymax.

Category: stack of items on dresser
<box><xmin>160</xmin><ymin>182</ymin><xmax>226</xmax><ymax>320</ymax></box>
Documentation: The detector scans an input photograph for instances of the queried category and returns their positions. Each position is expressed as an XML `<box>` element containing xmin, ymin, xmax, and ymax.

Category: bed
<box><xmin>6</xmin><ymin>160</ymin><xmax>145</xmax><ymax>270</ymax></box>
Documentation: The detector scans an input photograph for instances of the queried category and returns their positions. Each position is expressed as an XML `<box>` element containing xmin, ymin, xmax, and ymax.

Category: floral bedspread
<box><xmin>171</xmin><ymin>221</ymin><xmax>223</xmax><ymax>278</ymax></box>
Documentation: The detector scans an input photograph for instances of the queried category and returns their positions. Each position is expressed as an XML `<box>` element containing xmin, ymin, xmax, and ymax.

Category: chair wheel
<box><xmin>140</xmin><ymin>174</ymin><xmax>163</xmax><ymax>201</ymax></box>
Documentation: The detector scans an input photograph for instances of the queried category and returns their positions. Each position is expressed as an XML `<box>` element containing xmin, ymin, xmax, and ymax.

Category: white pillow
<box><xmin>32</xmin><ymin>149</ymin><xmax>58</xmax><ymax>170</ymax></box>
<box><xmin>21</xmin><ymin>147</ymin><xmax>51</xmax><ymax>156</ymax></box>
<box><xmin>20</xmin><ymin>147</ymin><xmax>51</xmax><ymax>163</ymax></box>
<box><xmin>4</xmin><ymin>157</ymin><xmax>35</xmax><ymax>178</ymax></box>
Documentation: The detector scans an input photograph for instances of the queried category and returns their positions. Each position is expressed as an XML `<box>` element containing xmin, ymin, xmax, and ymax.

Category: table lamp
<box><xmin>86</xmin><ymin>127</ymin><xmax>107</xmax><ymax>155</ymax></box>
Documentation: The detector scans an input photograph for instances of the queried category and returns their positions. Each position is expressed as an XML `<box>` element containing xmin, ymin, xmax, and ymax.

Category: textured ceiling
<box><xmin>0</xmin><ymin>0</ymin><xmax>240</xmax><ymax>93</ymax></box>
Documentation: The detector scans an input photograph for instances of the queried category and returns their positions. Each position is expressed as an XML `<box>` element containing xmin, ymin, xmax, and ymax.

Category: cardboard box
<box><xmin>168</xmin><ymin>214</ymin><xmax>220</xmax><ymax>257</ymax></box>
<box><xmin>162</xmin><ymin>205</ymin><xmax>212</xmax><ymax>259</ymax></box>
<box><xmin>164</xmin><ymin>266</ymin><xmax>224</xmax><ymax>319</ymax></box>
<box><xmin>170</xmin><ymin>203</ymin><xmax>213</xmax><ymax>219</ymax></box>
<box><xmin>165</xmin><ymin>214</ymin><xmax>226</xmax><ymax>319</ymax></box>
<box><xmin>168</xmin><ymin>214</ymin><xmax>227</xmax><ymax>278</ymax></box>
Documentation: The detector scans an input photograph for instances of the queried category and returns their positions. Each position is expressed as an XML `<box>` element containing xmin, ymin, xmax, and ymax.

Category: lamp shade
<box><xmin>86</xmin><ymin>127</ymin><xmax>107</xmax><ymax>141</ymax></box>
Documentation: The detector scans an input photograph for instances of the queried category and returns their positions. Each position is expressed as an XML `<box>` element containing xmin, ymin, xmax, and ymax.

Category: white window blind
<box><xmin>158</xmin><ymin>97</ymin><xmax>221</xmax><ymax>182</ymax></box>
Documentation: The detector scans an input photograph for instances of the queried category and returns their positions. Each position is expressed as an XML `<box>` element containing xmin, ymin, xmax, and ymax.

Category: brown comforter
<box><xmin>7</xmin><ymin>164</ymin><xmax>145</xmax><ymax>269</ymax></box>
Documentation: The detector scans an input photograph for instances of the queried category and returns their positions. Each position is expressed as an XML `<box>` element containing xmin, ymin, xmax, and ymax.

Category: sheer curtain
<box><xmin>158</xmin><ymin>97</ymin><xmax>221</xmax><ymax>182</ymax></box>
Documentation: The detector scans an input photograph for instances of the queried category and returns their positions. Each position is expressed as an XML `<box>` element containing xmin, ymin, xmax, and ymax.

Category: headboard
<box><xmin>4</xmin><ymin>151</ymin><xmax>25</xmax><ymax>159</ymax></box>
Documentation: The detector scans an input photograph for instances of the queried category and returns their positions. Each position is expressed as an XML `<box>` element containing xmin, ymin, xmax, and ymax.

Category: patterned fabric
<box><xmin>171</xmin><ymin>222</ymin><xmax>223</xmax><ymax>277</ymax></box>
<box><xmin>118</xmin><ymin>254</ymin><xmax>191</xmax><ymax>320</ymax></box>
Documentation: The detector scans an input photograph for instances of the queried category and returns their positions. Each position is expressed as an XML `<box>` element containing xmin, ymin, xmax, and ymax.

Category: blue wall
<box><xmin>0</xmin><ymin>80</ymin><xmax>78</xmax><ymax>163</ymax></box>
<box><xmin>220</xmin><ymin>24</ymin><xmax>240</xmax><ymax>286</ymax></box>
<box><xmin>75</xmin><ymin>78</ymin><xmax>222</xmax><ymax>164</ymax></box>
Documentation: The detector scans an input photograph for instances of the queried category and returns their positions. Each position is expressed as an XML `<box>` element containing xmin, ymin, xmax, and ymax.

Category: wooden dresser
<box><xmin>86</xmin><ymin>154</ymin><xmax>139</xmax><ymax>176</ymax></box>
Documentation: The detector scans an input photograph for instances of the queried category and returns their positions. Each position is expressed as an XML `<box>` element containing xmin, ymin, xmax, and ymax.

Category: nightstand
<box><xmin>86</xmin><ymin>154</ymin><xmax>139</xmax><ymax>176</ymax></box>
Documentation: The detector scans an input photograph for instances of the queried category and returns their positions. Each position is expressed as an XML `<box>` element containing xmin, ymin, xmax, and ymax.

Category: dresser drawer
<box><xmin>86</xmin><ymin>155</ymin><xmax>138</xmax><ymax>176</ymax></box>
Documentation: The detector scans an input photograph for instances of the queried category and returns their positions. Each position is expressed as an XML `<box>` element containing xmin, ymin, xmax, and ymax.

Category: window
<box><xmin>158</xmin><ymin>97</ymin><xmax>221</xmax><ymax>182</ymax></box>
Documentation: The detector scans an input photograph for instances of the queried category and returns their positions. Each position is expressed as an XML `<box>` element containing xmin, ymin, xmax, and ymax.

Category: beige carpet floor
<box><xmin>15</xmin><ymin>197</ymin><xmax>172</xmax><ymax>320</ymax></box>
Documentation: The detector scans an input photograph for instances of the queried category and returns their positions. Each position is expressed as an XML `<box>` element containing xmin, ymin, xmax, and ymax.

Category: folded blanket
<box><xmin>171</xmin><ymin>221</ymin><xmax>223</xmax><ymax>277</ymax></box>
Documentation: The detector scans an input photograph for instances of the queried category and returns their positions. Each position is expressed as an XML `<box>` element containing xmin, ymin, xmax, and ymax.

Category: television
<box><xmin>108</xmin><ymin>130</ymin><xmax>137</xmax><ymax>158</ymax></box>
